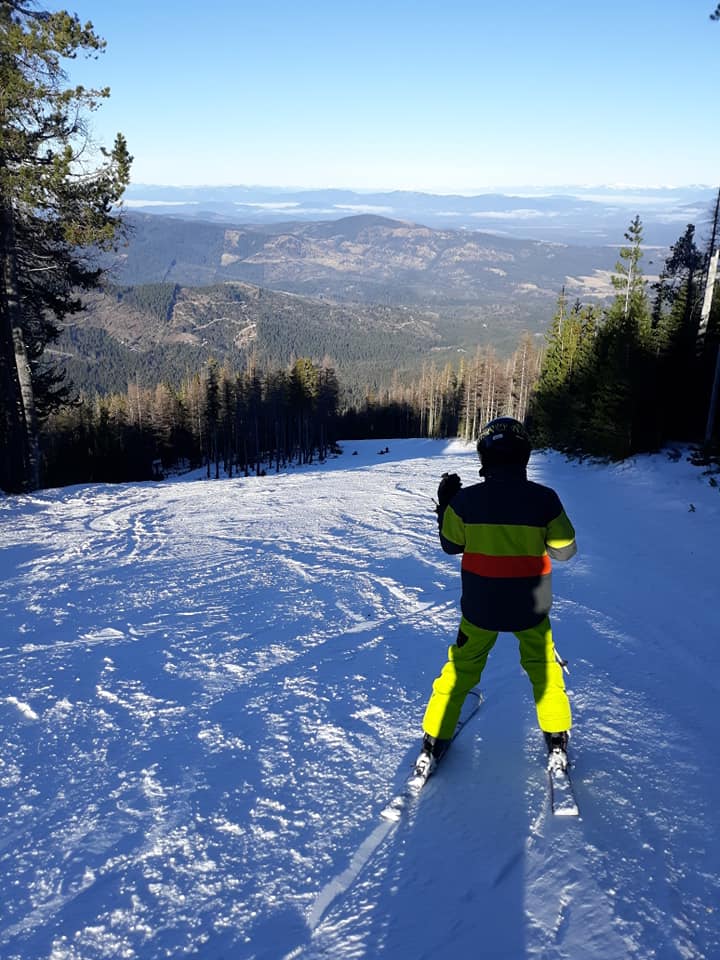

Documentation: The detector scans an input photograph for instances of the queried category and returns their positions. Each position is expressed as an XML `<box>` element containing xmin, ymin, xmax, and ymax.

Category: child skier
<box><xmin>416</xmin><ymin>416</ymin><xmax>577</xmax><ymax>780</ymax></box>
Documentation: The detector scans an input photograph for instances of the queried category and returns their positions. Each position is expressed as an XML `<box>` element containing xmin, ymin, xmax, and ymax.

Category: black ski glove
<box><xmin>435</xmin><ymin>472</ymin><xmax>462</xmax><ymax>518</ymax></box>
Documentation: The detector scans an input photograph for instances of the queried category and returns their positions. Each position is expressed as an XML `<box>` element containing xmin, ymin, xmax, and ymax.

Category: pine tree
<box><xmin>289</xmin><ymin>357</ymin><xmax>319</xmax><ymax>464</ymax></box>
<box><xmin>263</xmin><ymin>368</ymin><xmax>289</xmax><ymax>472</ymax></box>
<box><xmin>246</xmin><ymin>355</ymin><xmax>263</xmax><ymax>474</ymax></box>
<box><xmin>203</xmin><ymin>359</ymin><xmax>220</xmax><ymax>479</ymax></box>
<box><xmin>151</xmin><ymin>382</ymin><xmax>183</xmax><ymax>467</ymax></box>
<box><xmin>218</xmin><ymin>364</ymin><xmax>236</xmax><ymax>477</ymax></box>
<box><xmin>653</xmin><ymin>224</ymin><xmax>705</xmax><ymax>439</ymax></box>
<box><xmin>529</xmin><ymin>289</ymin><xmax>583</xmax><ymax>449</ymax></box>
<box><xmin>0</xmin><ymin>1</ymin><xmax>131</xmax><ymax>492</ymax></box>
<box><xmin>588</xmin><ymin>216</ymin><xmax>653</xmax><ymax>457</ymax></box>
<box><xmin>316</xmin><ymin>360</ymin><xmax>339</xmax><ymax>459</ymax></box>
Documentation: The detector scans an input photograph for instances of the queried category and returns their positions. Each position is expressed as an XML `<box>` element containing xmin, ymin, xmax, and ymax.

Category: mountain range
<box><xmin>122</xmin><ymin>183</ymin><xmax>717</xmax><ymax>246</ymax></box>
<box><xmin>58</xmin><ymin>202</ymin><xmax>686</xmax><ymax>395</ymax></box>
<box><xmin>110</xmin><ymin>211</ymin><xmax>621</xmax><ymax>306</ymax></box>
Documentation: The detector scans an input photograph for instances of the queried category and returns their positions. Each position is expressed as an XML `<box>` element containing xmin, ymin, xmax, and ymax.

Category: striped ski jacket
<box><xmin>440</xmin><ymin>465</ymin><xmax>576</xmax><ymax>632</ymax></box>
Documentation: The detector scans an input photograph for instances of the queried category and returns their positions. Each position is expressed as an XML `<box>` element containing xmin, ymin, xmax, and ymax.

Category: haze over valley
<box><xmin>123</xmin><ymin>183</ymin><xmax>717</xmax><ymax>246</ymax></box>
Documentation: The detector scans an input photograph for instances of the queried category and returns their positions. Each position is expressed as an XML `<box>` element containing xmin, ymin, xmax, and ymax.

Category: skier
<box><xmin>416</xmin><ymin>416</ymin><xmax>577</xmax><ymax>780</ymax></box>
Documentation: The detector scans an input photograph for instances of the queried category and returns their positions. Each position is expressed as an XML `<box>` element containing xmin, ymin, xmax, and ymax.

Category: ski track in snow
<box><xmin>0</xmin><ymin>439</ymin><xmax>719</xmax><ymax>960</ymax></box>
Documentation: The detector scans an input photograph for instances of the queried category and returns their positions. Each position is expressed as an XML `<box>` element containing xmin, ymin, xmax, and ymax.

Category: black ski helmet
<box><xmin>476</xmin><ymin>417</ymin><xmax>531</xmax><ymax>469</ymax></box>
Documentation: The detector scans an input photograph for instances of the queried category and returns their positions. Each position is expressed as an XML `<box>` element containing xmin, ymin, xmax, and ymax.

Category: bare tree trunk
<box><xmin>0</xmin><ymin>200</ymin><xmax>36</xmax><ymax>491</ymax></box>
<box><xmin>506</xmin><ymin>353</ymin><xmax>518</xmax><ymax>419</ymax></box>
<box><xmin>418</xmin><ymin>364</ymin><xmax>427</xmax><ymax>436</ymax></box>
<box><xmin>426</xmin><ymin>365</ymin><xmax>436</xmax><ymax>438</ymax></box>
<box><xmin>12</xmin><ymin>327</ymin><xmax>40</xmax><ymax>489</ymax></box>
<box><xmin>698</xmin><ymin>249</ymin><xmax>719</xmax><ymax>350</ymax></box>
<box><xmin>485</xmin><ymin>363</ymin><xmax>495</xmax><ymax>424</ymax></box>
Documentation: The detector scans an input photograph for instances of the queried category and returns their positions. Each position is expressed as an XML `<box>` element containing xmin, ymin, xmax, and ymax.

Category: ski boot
<box><xmin>410</xmin><ymin>733</ymin><xmax>450</xmax><ymax>787</ymax></box>
<box><xmin>544</xmin><ymin>731</ymin><xmax>570</xmax><ymax>773</ymax></box>
<box><xmin>423</xmin><ymin>732</ymin><xmax>451</xmax><ymax>761</ymax></box>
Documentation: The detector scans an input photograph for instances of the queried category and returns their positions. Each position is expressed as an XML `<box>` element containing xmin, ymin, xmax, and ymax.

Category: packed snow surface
<box><xmin>1</xmin><ymin>439</ymin><xmax>719</xmax><ymax>960</ymax></box>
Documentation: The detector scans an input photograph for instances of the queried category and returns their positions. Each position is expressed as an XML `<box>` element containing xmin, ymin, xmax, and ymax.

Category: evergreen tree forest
<box><xmin>529</xmin><ymin>211</ymin><xmax>720</xmax><ymax>460</ymax></box>
<box><xmin>39</xmin><ymin>338</ymin><xmax>542</xmax><ymax>487</ymax></box>
<box><xmin>41</xmin><ymin>357</ymin><xmax>343</xmax><ymax>486</ymax></box>
<box><xmin>11</xmin><ymin>208</ymin><xmax>720</xmax><ymax>491</ymax></box>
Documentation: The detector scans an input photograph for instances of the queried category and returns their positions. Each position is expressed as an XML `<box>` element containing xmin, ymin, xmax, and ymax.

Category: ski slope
<box><xmin>1</xmin><ymin>439</ymin><xmax>719</xmax><ymax>960</ymax></box>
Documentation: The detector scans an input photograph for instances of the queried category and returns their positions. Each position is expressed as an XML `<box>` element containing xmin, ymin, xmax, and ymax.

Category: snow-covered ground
<box><xmin>1</xmin><ymin>438</ymin><xmax>719</xmax><ymax>960</ymax></box>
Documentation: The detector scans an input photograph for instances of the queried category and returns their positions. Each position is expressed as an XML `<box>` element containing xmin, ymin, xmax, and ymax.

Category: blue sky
<box><xmin>63</xmin><ymin>1</ymin><xmax>719</xmax><ymax>191</ymax></box>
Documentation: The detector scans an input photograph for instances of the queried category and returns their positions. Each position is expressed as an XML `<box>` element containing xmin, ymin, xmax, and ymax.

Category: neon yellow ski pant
<box><xmin>422</xmin><ymin>615</ymin><xmax>572</xmax><ymax>739</ymax></box>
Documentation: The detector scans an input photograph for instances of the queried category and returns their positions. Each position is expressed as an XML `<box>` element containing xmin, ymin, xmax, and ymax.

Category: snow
<box><xmin>1</xmin><ymin>438</ymin><xmax>719</xmax><ymax>960</ymax></box>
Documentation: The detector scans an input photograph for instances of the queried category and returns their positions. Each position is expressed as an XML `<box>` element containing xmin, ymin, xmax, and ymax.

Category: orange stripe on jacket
<box><xmin>461</xmin><ymin>552</ymin><xmax>552</xmax><ymax>578</ymax></box>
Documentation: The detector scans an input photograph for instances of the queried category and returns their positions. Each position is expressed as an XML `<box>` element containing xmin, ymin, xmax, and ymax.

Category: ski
<box><xmin>548</xmin><ymin>755</ymin><xmax>580</xmax><ymax>817</ymax></box>
<box><xmin>380</xmin><ymin>688</ymin><xmax>482</xmax><ymax>822</ymax></box>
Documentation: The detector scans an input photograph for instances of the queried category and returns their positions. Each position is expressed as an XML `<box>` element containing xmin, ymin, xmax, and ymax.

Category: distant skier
<box><xmin>416</xmin><ymin>416</ymin><xmax>577</xmax><ymax>779</ymax></box>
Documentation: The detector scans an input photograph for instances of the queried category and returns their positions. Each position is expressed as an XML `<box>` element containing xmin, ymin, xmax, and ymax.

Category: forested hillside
<box><xmin>54</xmin><ymin>281</ymin><xmax>444</xmax><ymax>397</ymax></box>
<box><xmin>55</xmin><ymin>212</ymin><xmax>625</xmax><ymax>401</ymax></box>
<box><xmin>40</xmin><ymin>206</ymin><xmax>720</xmax><ymax>489</ymax></box>
<box><xmin>112</xmin><ymin>213</ymin><xmax>618</xmax><ymax>307</ymax></box>
<box><xmin>101</xmin><ymin>209</ymin><xmax>621</xmax><ymax>359</ymax></box>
